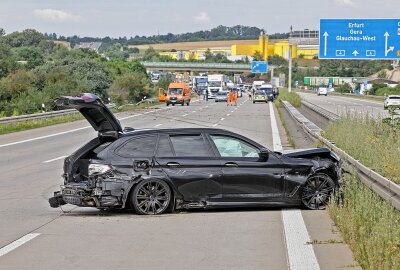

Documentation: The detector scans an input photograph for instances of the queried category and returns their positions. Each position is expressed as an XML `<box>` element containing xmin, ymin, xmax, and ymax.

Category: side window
<box><xmin>115</xmin><ymin>135</ymin><xmax>157</xmax><ymax>157</ymax></box>
<box><xmin>210</xmin><ymin>135</ymin><xmax>260</xmax><ymax>158</ymax></box>
<box><xmin>156</xmin><ymin>135</ymin><xmax>174</xmax><ymax>157</ymax></box>
<box><xmin>170</xmin><ymin>135</ymin><xmax>212</xmax><ymax>157</ymax></box>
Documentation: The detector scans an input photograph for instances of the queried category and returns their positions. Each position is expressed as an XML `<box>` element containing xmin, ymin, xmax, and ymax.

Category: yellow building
<box><xmin>158</xmin><ymin>33</ymin><xmax>319</xmax><ymax>61</ymax></box>
<box><xmin>231</xmin><ymin>32</ymin><xmax>318</xmax><ymax>60</ymax></box>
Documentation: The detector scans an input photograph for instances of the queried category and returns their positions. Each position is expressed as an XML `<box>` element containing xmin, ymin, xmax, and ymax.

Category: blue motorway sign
<box><xmin>251</xmin><ymin>61</ymin><xmax>268</xmax><ymax>73</ymax></box>
<box><xmin>319</xmin><ymin>19</ymin><xmax>400</xmax><ymax>59</ymax></box>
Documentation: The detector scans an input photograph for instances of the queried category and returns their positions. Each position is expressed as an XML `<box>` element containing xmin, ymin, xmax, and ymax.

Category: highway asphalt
<box><xmin>299</xmin><ymin>92</ymin><xmax>388</xmax><ymax>119</ymax></box>
<box><xmin>0</xmin><ymin>98</ymin><xmax>359</xmax><ymax>269</ymax></box>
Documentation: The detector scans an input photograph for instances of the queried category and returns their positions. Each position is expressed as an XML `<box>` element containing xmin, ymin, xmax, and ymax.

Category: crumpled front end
<box><xmin>49</xmin><ymin>162</ymin><xmax>130</xmax><ymax>209</ymax></box>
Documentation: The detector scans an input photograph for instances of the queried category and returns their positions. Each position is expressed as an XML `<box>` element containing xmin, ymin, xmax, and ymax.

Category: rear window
<box><xmin>170</xmin><ymin>135</ymin><xmax>212</xmax><ymax>157</ymax></box>
<box><xmin>116</xmin><ymin>135</ymin><xmax>157</xmax><ymax>157</ymax></box>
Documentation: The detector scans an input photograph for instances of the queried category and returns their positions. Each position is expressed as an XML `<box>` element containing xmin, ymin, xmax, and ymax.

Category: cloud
<box><xmin>33</xmin><ymin>9</ymin><xmax>81</xmax><ymax>23</ymax></box>
<box><xmin>335</xmin><ymin>0</ymin><xmax>356</xmax><ymax>6</ymax></box>
<box><xmin>193</xmin><ymin>12</ymin><xmax>210</xmax><ymax>23</ymax></box>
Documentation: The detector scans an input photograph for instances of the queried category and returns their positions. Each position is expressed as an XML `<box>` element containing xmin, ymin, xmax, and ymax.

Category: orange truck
<box><xmin>159</xmin><ymin>88</ymin><xmax>167</xmax><ymax>103</ymax></box>
<box><xmin>164</xmin><ymin>82</ymin><xmax>191</xmax><ymax>106</ymax></box>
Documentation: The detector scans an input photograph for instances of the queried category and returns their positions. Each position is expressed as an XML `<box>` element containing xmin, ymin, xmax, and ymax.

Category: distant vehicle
<box><xmin>193</xmin><ymin>76</ymin><xmax>208</xmax><ymax>94</ymax></box>
<box><xmin>166</xmin><ymin>82</ymin><xmax>191</xmax><ymax>106</ymax></box>
<box><xmin>207</xmin><ymin>74</ymin><xmax>229</xmax><ymax>99</ymax></box>
<box><xmin>318</xmin><ymin>87</ymin><xmax>328</xmax><ymax>96</ymax></box>
<box><xmin>384</xmin><ymin>95</ymin><xmax>400</xmax><ymax>110</ymax></box>
<box><xmin>253</xmin><ymin>90</ymin><xmax>273</xmax><ymax>103</ymax></box>
<box><xmin>49</xmin><ymin>93</ymin><xmax>342</xmax><ymax>214</ymax></box>
<box><xmin>215</xmin><ymin>91</ymin><xmax>229</xmax><ymax>102</ymax></box>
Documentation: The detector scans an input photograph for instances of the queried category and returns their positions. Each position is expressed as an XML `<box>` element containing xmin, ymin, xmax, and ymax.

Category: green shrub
<box><xmin>323</xmin><ymin>115</ymin><xmax>400</xmax><ymax>184</ymax></box>
<box><xmin>329</xmin><ymin>173</ymin><xmax>400</xmax><ymax>270</ymax></box>
<box><xmin>276</xmin><ymin>88</ymin><xmax>301</xmax><ymax>107</ymax></box>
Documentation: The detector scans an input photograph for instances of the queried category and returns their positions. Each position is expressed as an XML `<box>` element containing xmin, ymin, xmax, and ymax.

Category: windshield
<box><xmin>209</xmin><ymin>81</ymin><xmax>221</xmax><ymax>87</ymax></box>
<box><xmin>168</xmin><ymin>88</ymin><xmax>183</xmax><ymax>95</ymax></box>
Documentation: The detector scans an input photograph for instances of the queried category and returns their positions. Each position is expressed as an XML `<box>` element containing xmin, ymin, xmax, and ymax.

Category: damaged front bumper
<box><xmin>48</xmin><ymin>180</ymin><xmax>125</xmax><ymax>209</ymax></box>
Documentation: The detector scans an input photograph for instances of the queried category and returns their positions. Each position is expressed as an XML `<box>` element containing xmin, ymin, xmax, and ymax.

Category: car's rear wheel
<box><xmin>131</xmin><ymin>179</ymin><xmax>172</xmax><ymax>215</ymax></box>
<box><xmin>301</xmin><ymin>173</ymin><xmax>335</xmax><ymax>210</ymax></box>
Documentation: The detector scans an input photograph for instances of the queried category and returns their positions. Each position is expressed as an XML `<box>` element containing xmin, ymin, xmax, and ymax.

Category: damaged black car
<box><xmin>49</xmin><ymin>93</ymin><xmax>342</xmax><ymax>215</ymax></box>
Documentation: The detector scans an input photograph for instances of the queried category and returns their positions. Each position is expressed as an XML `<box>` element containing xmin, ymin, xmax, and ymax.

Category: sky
<box><xmin>0</xmin><ymin>0</ymin><xmax>399</xmax><ymax>38</ymax></box>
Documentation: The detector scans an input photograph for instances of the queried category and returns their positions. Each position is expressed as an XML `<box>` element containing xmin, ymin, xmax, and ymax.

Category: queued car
<box><xmin>49</xmin><ymin>93</ymin><xmax>342</xmax><ymax>215</ymax></box>
<box><xmin>215</xmin><ymin>91</ymin><xmax>229</xmax><ymax>102</ymax></box>
<box><xmin>384</xmin><ymin>95</ymin><xmax>400</xmax><ymax>110</ymax></box>
<box><xmin>317</xmin><ymin>87</ymin><xmax>328</xmax><ymax>96</ymax></box>
<box><xmin>253</xmin><ymin>90</ymin><xmax>274</xmax><ymax>103</ymax></box>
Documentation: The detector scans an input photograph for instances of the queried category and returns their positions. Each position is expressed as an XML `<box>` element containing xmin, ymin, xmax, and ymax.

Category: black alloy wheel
<box><xmin>301</xmin><ymin>174</ymin><xmax>335</xmax><ymax>210</ymax></box>
<box><xmin>132</xmin><ymin>179</ymin><xmax>172</xmax><ymax>215</ymax></box>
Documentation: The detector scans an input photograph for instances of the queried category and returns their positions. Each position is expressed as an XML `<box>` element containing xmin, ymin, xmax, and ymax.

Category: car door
<box><xmin>208</xmin><ymin>134</ymin><xmax>284</xmax><ymax>202</ymax></box>
<box><xmin>155</xmin><ymin>134</ymin><xmax>223</xmax><ymax>202</ymax></box>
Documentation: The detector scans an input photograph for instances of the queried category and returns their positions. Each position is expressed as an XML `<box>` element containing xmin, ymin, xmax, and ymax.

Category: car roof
<box><xmin>121</xmin><ymin>128</ymin><xmax>264</xmax><ymax>147</ymax></box>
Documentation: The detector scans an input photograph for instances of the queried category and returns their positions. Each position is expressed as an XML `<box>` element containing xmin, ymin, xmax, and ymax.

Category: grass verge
<box><xmin>276</xmin><ymin>88</ymin><xmax>301</xmax><ymax>108</ymax></box>
<box><xmin>0</xmin><ymin>102</ymin><xmax>160</xmax><ymax>136</ymax></box>
<box><xmin>328</xmin><ymin>172</ymin><xmax>400</xmax><ymax>269</ymax></box>
<box><xmin>322</xmin><ymin>114</ymin><xmax>400</xmax><ymax>184</ymax></box>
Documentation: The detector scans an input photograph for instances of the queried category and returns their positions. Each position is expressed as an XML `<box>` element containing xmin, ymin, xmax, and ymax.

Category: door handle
<box><xmin>166</xmin><ymin>162</ymin><xmax>180</xmax><ymax>168</ymax></box>
<box><xmin>224</xmin><ymin>162</ymin><xmax>238</xmax><ymax>167</ymax></box>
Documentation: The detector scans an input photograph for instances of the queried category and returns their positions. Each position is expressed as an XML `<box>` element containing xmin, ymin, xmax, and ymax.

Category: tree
<box><xmin>109</xmin><ymin>72</ymin><xmax>150</xmax><ymax>104</ymax></box>
<box><xmin>252</xmin><ymin>51</ymin><xmax>264</xmax><ymax>61</ymax></box>
<box><xmin>142</xmin><ymin>47</ymin><xmax>159</xmax><ymax>61</ymax></box>
<box><xmin>17</xmin><ymin>47</ymin><xmax>44</xmax><ymax>69</ymax></box>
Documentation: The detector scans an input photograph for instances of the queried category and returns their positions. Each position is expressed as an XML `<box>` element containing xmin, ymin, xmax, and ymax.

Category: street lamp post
<box><xmin>288</xmin><ymin>26</ymin><xmax>293</xmax><ymax>93</ymax></box>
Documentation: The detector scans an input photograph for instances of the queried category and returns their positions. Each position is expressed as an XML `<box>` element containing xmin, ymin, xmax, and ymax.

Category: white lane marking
<box><xmin>205</xmin><ymin>106</ymin><xmax>209</xmax><ymax>108</ymax></box>
<box><xmin>220</xmin><ymin>118</ymin><xmax>225</xmax><ymax>121</ymax></box>
<box><xmin>269</xmin><ymin>102</ymin><xmax>320</xmax><ymax>270</ymax></box>
<box><xmin>0</xmin><ymin>233</ymin><xmax>40</xmax><ymax>257</ymax></box>
<box><xmin>269</xmin><ymin>102</ymin><xmax>282</xmax><ymax>152</ymax></box>
<box><xmin>227</xmin><ymin>114</ymin><xmax>231</xmax><ymax>116</ymax></box>
<box><xmin>0</xmin><ymin>108</ymin><xmax>167</xmax><ymax>149</ymax></box>
<box><xmin>192</xmin><ymin>111</ymin><xmax>196</xmax><ymax>113</ymax></box>
<box><xmin>182</xmin><ymin>114</ymin><xmax>188</xmax><ymax>117</ymax></box>
<box><xmin>43</xmin><ymin>155</ymin><xmax>67</xmax><ymax>163</ymax></box>
<box><xmin>0</xmin><ymin>126</ymin><xmax>91</xmax><ymax>148</ymax></box>
<box><xmin>154</xmin><ymin>124</ymin><xmax>163</xmax><ymax>128</ymax></box>
<box><xmin>231</xmin><ymin>110</ymin><xmax>234</xmax><ymax>113</ymax></box>
<box><xmin>282</xmin><ymin>210</ymin><xmax>320</xmax><ymax>270</ymax></box>
<box><xmin>212</xmin><ymin>124</ymin><xmax>218</xmax><ymax>127</ymax></box>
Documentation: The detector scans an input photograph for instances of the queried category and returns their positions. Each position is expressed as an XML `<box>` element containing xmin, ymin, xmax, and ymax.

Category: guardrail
<box><xmin>282</xmin><ymin>100</ymin><xmax>400</xmax><ymax>210</ymax></box>
<box><xmin>301</xmin><ymin>100</ymin><xmax>341</xmax><ymax>121</ymax></box>
<box><xmin>0</xmin><ymin>104</ymin><xmax>115</xmax><ymax>124</ymax></box>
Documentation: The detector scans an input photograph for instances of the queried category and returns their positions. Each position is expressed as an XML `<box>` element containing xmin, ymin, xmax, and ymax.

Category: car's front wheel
<box><xmin>131</xmin><ymin>179</ymin><xmax>172</xmax><ymax>215</ymax></box>
<box><xmin>301</xmin><ymin>173</ymin><xmax>335</xmax><ymax>210</ymax></box>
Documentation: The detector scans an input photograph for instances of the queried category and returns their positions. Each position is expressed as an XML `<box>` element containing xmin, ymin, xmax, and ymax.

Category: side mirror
<box><xmin>258</xmin><ymin>148</ymin><xmax>269</xmax><ymax>162</ymax></box>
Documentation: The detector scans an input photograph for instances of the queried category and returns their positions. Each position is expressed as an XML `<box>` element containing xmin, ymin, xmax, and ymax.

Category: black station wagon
<box><xmin>49</xmin><ymin>93</ymin><xmax>342</xmax><ymax>215</ymax></box>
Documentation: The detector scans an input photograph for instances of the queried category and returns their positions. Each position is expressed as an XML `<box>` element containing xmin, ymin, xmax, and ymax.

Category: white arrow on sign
<box><xmin>352</xmin><ymin>50</ymin><xmax>359</xmax><ymax>56</ymax></box>
<box><xmin>323</xmin><ymin>32</ymin><xmax>329</xmax><ymax>56</ymax></box>
<box><xmin>384</xmin><ymin>32</ymin><xmax>395</xmax><ymax>56</ymax></box>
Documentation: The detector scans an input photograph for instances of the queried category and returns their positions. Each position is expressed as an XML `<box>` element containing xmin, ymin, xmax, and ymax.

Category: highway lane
<box><xmin>0</xmin><ymin>98</ymin><xmax>359</xmax><ymax>269</ymax></box>
<box><xmin>299</xmin><ymin>92</ymin><xmax>388</xmax><ymax>119</ymax></box>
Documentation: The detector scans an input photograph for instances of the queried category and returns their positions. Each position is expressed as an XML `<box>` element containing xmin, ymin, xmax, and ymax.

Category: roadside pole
<box><xmin>288</xmin><ymin>44</ymin><xmax>292</xmax><ymax>93</ymax></box>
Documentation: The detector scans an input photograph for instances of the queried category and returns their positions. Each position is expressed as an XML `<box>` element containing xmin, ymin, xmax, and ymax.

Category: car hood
<box><xmin>55</xmin><ymin>93</ymin><xmax>122</xmax><ymax>133</ymax></box>
<box><xmin>282</xmin><ymin>148</ymin><xmax>340</xmax><ymax>162</ymax></box>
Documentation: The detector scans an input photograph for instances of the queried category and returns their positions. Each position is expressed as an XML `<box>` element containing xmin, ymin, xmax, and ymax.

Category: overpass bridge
<box><xmin>141</xmin><ymin>61</ymin><xmax>253</xmax><ymax>72</ymax></box>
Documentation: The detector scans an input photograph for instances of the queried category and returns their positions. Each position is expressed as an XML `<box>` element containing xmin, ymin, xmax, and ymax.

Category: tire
<box><xmin>325</xmin><ymin>94</ymin><xmax>327</xmax><ymax>96</ymax></box>
<box><xmin>301</xmin><ymin>173</ymin><xmax>335</xmax><ymax>210</ymax></box>
<box><xmin>131</xmin><ymin>179</ymin><xmax>172</xmax><ymax>215</ymax></box>
<box><xmin>166</xmin><ymin>103</ymin><xmax>170</xmax><ymax>106</ymax></box>
<box><xmin>181</xmin><ymin>102</ymin><xmax>184</xmax><ymax>106</ymax></box>
<box><xmin>172</xmin><ymin>104</ymin><xmax>175</xmax><ymax>106</ymax></box>
<box><xmin>253</xmin><ymin>101</ymin><xmax>255</xmax><ymax>104</ymax></box>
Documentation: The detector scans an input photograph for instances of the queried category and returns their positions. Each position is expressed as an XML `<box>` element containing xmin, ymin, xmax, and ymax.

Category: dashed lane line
<box><xmin>0</xmin><ymin>233</ymin><xmax>40</xmax><ymax>257</ymax></box>
<box><xmin>43</xmin><ymin>155</ymin><xmax>67</xmax><ymax>163</ymax></box>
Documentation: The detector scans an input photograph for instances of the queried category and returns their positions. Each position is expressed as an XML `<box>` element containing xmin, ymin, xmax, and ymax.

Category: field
<box><xmin>129</xmin><ymin>39</ymin><xmax>258</xmax><ymax>51</ymax></box>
